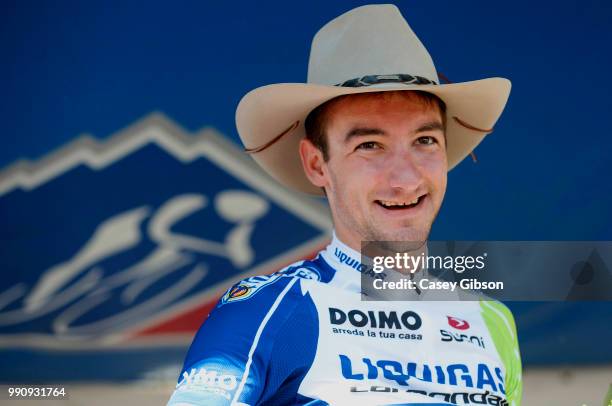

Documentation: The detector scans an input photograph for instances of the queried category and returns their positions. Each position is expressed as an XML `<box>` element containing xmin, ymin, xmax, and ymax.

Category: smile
<box><xmin>375</xmin><ymin>195</ymin><xmax>426</xmax><ymax>210</ymax></box>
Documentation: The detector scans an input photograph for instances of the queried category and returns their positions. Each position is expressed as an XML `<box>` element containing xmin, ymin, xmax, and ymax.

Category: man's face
<box><xmin>300</xmin><ymin>91</ymin><xmax>447</xmax><ymax>249</ymax></box>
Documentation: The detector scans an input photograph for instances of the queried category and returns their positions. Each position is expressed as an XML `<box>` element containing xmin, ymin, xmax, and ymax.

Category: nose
<box><xmin>385</xmin><ymin>150</ymin><xmax>423</xmax><ymax>191</ymax></box>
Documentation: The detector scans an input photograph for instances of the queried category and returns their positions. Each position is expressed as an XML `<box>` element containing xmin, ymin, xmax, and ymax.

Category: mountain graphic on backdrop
<box><xmin>0</xmin><ymin>112</ymin><xmax>330</xmax><ymax>350</ymax></box>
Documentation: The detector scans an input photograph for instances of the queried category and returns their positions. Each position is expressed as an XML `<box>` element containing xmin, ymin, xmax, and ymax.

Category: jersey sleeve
<box><xmin>479</xmin><ymin>300</ymin><xmax>523</xmax><ymax>406</ymax></box>
<box><xmin>167</xmin><ymin>274</ymin><xmax>317</xmax><ymax>406</ymax></box>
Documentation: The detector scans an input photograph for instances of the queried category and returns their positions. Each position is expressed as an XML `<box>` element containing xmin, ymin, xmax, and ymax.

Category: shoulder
<box><xmin>479</xmin><ymin>299</ymin><xmax>518</xmax><ymax>338</ymax></box>
<box><xmin>217</xmin><ymin>255</ymin><xmax>335</xmax><ymax>308</ymax></box>
<box><xmin>479</xmin><ymin>301</ymin><xmax>523</xmax><ymax>405</ymax></box>
<box><xmin>217</xmin><ymin>257</ymin><xmax>329</xmax><ymax>307</ymax></box>
<box><xmin>180</xmin><ymin>261</ymin><xmax>322</xmax><ymax>370</ymax></box>
<box><xmin>276</xmin><ymin>255</ymin><xmax>337</xmax><ymax>283</ymax></box>
<box><xmin>207</xmin><ymin>254</ymin><xmax>338</xmax><ymax>328</ymax></box>
<box><xmin>174</xmin><ymin>262</ymin><xmax>323</xmax><ymax>405</ymax></box>
<box><xmin>184</xmin><ymin>256</ymin><xmax>333</xmax><ymax>361</ymax></box>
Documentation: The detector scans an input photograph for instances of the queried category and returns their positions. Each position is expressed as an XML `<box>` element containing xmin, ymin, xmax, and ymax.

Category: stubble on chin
<box><xmin>364</xmin><ymin>224</ymin><xmax>430</xmax><ymax>245</ymax></box>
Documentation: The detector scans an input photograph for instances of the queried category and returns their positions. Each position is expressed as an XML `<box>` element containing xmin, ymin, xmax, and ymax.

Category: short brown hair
<box><xmin>304</xmin><ymin>91</ymin><xmax>447</xmax><ymax>161</ymax></box>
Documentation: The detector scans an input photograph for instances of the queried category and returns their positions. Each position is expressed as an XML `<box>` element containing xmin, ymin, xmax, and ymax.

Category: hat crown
<box><xmin>307</xmin><ymin>4</ymin><xmax>439</xmax><ymax>86</ymax></box>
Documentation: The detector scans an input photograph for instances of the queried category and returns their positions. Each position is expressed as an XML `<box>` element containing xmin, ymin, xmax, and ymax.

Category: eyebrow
<box><xmin>344</xmin><ymin>121</ymin><xmax>444</xmax><ymax>143</ymax></box>
<box><xmin>416</xmin><ymin>121</ymin><xmax>445</xmax><ymax>133</ymax></box>
<box><xmin>344</xmin><ymin>127</ymin><xmax>387</xmax><ymax>142</ymax></box>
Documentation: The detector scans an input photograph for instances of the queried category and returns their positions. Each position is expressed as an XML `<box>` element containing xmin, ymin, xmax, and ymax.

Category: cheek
<box><xmin>330</xmin><ymin>155</ymin><xmax>383</xmax><ymax>187</ymax></box>
<box><xmin>327</xmin><ymin>159</ymin><xmax>381</xmax><ymax>211</ymax></box>
<box><xmin>419</xmin><ymin>152</ymin><xmax>448</xmax><ymax>192</ymax></box>
<box><xmin>350</xmin><ymin>155</ymin><xmax>391</xmax><ymax>180</ymax></box>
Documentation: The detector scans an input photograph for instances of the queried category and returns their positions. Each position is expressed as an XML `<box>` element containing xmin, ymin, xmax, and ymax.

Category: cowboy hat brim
<box><xmin>236</xmin><ymin>77</ymin><xmax>511</xmax><ymax>195</ymax></box>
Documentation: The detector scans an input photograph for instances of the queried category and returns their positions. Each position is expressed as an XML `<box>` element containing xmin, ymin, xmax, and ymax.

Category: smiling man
<box><xmin>168</xmin><ymin>4</ymin><xmax>522</xmax><ymax>406</ymax></box>
<box><xmin>300</xmin><ymin>91</ymin><xmax>447</xmax><ymax>247</ymax></box>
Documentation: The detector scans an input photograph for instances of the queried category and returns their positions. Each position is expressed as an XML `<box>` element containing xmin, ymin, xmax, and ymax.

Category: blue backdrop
<box><xmin>1</xmin><ymin>0</ymin><xmax>611</xmax><ymax>375</ymax></box>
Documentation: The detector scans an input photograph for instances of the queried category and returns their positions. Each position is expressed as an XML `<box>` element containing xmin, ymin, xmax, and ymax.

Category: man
<box><xmin>168</xmin><ymin>4</ymin><xmax>522</xmax><ymax>405</ymax></box>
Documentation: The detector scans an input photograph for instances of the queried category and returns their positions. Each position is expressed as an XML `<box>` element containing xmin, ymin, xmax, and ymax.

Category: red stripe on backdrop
<box><xmin>133</xmin><ymin>299</ymin><xmax>219</xmax><ymax>336</ymax></box>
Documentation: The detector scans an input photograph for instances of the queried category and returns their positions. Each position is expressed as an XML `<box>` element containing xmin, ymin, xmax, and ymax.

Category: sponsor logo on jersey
<box><xmin>339</xmin><ymin>355</ymin><xmax>506</xmax><ymax>395</ymax></box>
<box><xmin>177</xmin><ymin>367</ymin><xmax>238</xmax><ymax>400</ymax></box>
<box><xmin>329</xmin><ymin>308</ymin><xmax>422</xmax><ymax>330</ymax></box>
<box><xmin>279</xmin><ymin>265</ymin><xmax>321</xmax><ymax>281</ymax></box>
<box><xmin>220</xmin><ymin>274</ymin><xmax>284</xmax><ymax>305</ymax></box>
<box><xmin>447</xmin><ymin>316</ymin><xmax>470</xmax><ymax>330</ymax></box>
<box><xmin>225</xmin><ymin>285</ymin><xmax>250</xmax><ymax>300</ymax></box>
<box><xmin>220</xmin><ymin>264</ymin><xmax>322</xmax><ymax>306</ymax></box>
<box><xmin>440</xmin><ymin>329</ymin><xmax>486</xmax><ymax>349</ymax></box>
<box><xmin>333</xmin><ymin>248</ymin><xmax>385</xmax><ymax>280</ymax></box>
<box><xmin>349</xmin><ymin>386</ymin><xmax>508</xmax><ymax>406</ymax></box>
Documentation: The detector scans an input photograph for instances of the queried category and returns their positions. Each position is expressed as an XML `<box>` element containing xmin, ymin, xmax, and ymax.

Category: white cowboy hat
<box><xmin>236</xmin><ymin>4</ymin><xmax>511</xmax><ymax>195</ymax></box>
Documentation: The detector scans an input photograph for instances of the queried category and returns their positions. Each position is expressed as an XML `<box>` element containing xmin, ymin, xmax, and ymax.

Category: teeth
<box><xmin>379</xmin><ymin>197</ymin><xmax>420</xmax><ymax>207</ymax></box>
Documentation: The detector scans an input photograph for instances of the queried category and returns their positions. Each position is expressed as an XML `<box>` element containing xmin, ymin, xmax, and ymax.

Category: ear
<box><xmin>299</xmin><ymin>138</ymin><xmax>328</xmax><ymax>188</ymax></box>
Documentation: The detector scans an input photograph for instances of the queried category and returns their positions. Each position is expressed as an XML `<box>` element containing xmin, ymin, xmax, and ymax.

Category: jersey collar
<box><xmin>318</xmin><ymin>232</ymin><xmax>431</xmax><ymax>299</ymax></box>
<box><xmin>318</xmin><ymin>232</ymin><xmax>366</xmax><ymax>292</ymax></box>
<box><xmin>320</xmin><ymin>231</ymin><xmax>367</xmax><ymax>274</ymax></box>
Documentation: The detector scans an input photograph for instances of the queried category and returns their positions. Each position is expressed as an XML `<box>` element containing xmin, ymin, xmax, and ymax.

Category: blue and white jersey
<box><xmin>167</xmin><ymin>234</ymin><xmax>522</xmax><ymax>406</ymax></box>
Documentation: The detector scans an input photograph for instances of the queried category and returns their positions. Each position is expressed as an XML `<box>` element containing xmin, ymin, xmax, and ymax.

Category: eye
<box><xmin>416</xmin><ymin>136</ymin><xmax>438</xmax><ymax>145</ymax></box>
<box><xmin>356</xmin><ymin>141</ymin><xmax>381</xmax><ymax>150</ymax></box>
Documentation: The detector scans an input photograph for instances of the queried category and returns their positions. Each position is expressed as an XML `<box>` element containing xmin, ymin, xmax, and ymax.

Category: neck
<box><xmin>333</xmin><ymin>227</ymin><xmax>363</xmax><ymax>254</ymax></box>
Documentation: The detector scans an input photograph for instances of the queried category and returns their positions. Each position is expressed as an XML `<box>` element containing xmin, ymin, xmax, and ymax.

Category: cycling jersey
<box><xmin>167</xmin><ymin>234</ymin><xmax>522</xmax><ymax>406</ymax></box>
